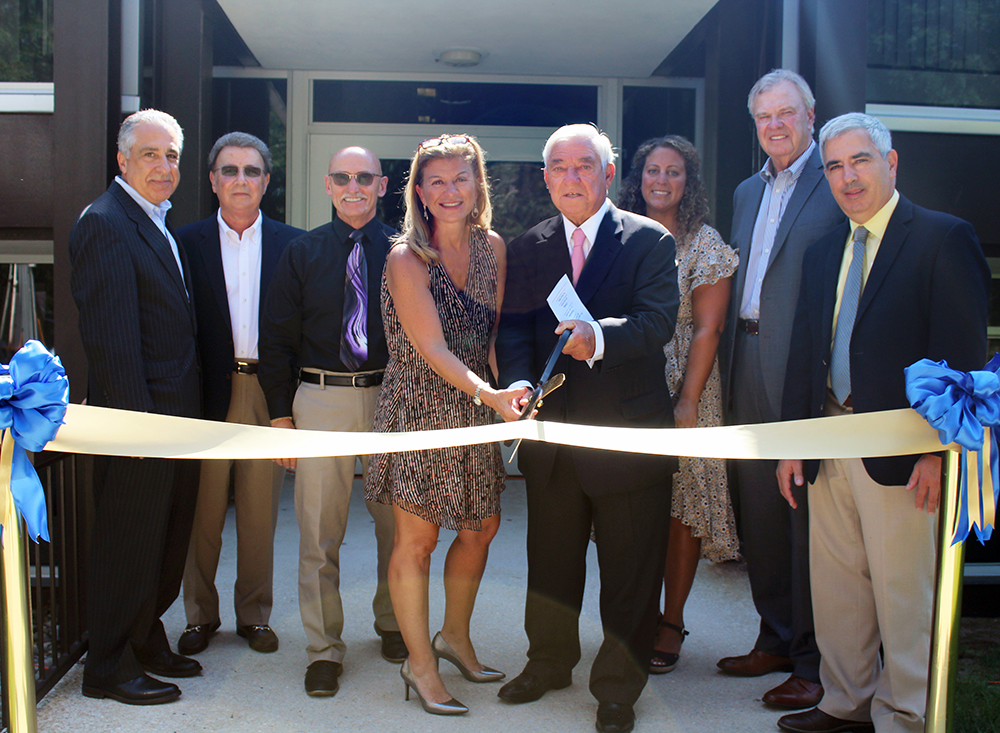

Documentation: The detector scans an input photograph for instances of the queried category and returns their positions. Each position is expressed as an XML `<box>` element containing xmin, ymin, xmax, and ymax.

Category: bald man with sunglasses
<box><xmin>258</xmin><ymin>146</ymin><xmax>405</xmax><ymax>698</ymax></box>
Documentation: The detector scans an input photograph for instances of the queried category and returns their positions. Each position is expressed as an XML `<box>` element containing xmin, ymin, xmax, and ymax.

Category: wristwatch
<box><xmin>473</xmin><ymin>383</ymin><xmax>484</xmax><ymax>406</ymax></box>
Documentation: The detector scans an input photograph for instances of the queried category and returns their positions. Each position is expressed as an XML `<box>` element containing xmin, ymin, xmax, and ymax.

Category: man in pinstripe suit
<box><xmin>70</xmin><ymin>109</ymin><xmax>203</xmax><ymax>705</ymax></box>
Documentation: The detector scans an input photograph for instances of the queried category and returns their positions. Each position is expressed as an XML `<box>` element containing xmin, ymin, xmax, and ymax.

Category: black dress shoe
<box><xmin>177</xmin><ymin>620</ymin><xmax>221</xmax><ymax>655</ymax></box>
<box><xmin>304</xmin><ymin>660</ymin><xmax>342</xmax><ymax>697</ymax></box>
<box><xmin>134</xmin><ymin>649</ymin><xmax>203</xmax><ymax>678</ymax></box>
<box><xmin>596</xmin><ymin>702</ymin><xmax>635</xmax><ymax>733</ymax></box>
<box><xmin>237</xmin><ymin>624</ymin><xmax>279</xmax><ymax>653</ymax></box>
<box><xmin>778</xmin><ymin>708</ymin><xmax>875</xmax><ymax>733</ymax></box>
<box><xmin>374</xmin><ymin>621</ymin><xmax>408</xmax><ymax>663</ymax></box>
<box><xmin>82</xmin><ymin>673</ymin><xmax>181</xmax><ymax>705</ymax></box>
<box><xmin>497</xmin><ymin>671</ymin><xmax>571</xmax><ymax>704</ymax></box>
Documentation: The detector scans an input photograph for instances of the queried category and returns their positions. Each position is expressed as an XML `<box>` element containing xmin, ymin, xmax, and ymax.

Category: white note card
<box><xmin>547</xmin><ymin>274</ymin><xmax>593</xmax><ymax>322</ymax></box>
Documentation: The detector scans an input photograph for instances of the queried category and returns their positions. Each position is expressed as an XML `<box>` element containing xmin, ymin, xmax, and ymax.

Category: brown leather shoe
<box><xmin>763</xmin><ymin>674</ymin><xmax>824</xmax><ymax>709</ymax></box>
<box><xmin>777</xmin><ymin>707</ymin><xmax>874</xmax><ymax>732</ymax></box>
<box><xmin>717</xmin><ymin>648</ymin><xmax>794</xmax><ymax>677</ymax></box>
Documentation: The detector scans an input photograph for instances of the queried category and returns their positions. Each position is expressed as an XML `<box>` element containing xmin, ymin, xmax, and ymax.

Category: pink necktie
<box><xmin>571</xmin><ymin>228</ymin><xmax>586</xmax><ymax>286</ymax></box>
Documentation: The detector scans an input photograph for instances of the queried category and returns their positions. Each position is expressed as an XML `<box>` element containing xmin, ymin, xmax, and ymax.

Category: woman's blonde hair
<box><xmin>398</xmin><ymin>134</ymin><xmax>492</xmax><ymax>264</ymax></box>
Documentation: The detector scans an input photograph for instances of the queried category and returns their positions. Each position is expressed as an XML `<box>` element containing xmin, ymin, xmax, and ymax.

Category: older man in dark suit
<box><xmin>70</xmin><ymin>109</ymin><xmax>202</xmax><ymax>705</ymax></box>
<box><xmin>718</xmin><ymin>69</ymin><xmax>845</xmax><ymax>710</ymax></box>
<box><xmin>496</xmin><ymin>124</ymin><xmax>678</xmax><ymax>733</ymax></box>
<box><xmin>176</xmin><ymin>132</ymin><xmax>303</xmax><ymax>657</ymax></box>
<box><xmin>777</xmin><ymin>113</ymin><xmax>988</xmax><ymax>733</ymax></box>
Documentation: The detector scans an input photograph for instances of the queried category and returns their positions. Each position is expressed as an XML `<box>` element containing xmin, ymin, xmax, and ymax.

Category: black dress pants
<box><xmin>522</xmin><ymin>446</ymin><xmax>671</xmax><ymax>706</ymax></box>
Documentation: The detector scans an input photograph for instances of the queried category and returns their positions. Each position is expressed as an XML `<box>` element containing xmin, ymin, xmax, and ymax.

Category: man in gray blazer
<box><xmin>718</xmin><ymin>69</ymin><xmax>844</xmax><ymax>710</ymax></box>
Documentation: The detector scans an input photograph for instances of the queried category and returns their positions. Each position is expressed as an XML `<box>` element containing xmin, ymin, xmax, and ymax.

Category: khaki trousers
<box><xmin>183</xmin><ymin>372</ymin><xmax>283</xmax><ymax>626</ymax></box>
<box><xmin>292</xmin><ymin>379</ymin><xmax>396</xmax><ymax>665</ymax></box>
<box><xmin>810</xmin><ymin>395</ymin><xmax>936</xmax><ymax>732</ymax></box>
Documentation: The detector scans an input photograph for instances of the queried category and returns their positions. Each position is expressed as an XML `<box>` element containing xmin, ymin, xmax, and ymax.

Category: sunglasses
<box><xmin>213</xmin><ymin>165</ymin><xmax>264</xmax><ymax>179</ymax></box>
<box><xmin>419</xmin><ymin>135</ymin><xmax>472</xmax><ymax>150</ymax></box>
<box><xmin>327</xmin><ymin>171</ymin><xmax>381</xmax><ymax>186</ymax></box>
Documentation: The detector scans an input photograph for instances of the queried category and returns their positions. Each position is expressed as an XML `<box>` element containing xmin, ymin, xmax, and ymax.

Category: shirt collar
<box><xmin>217</xmin><ymin>208</ymin><xmax>263</xmax><ymax>244</ymax></box>
<box><xmin>332</xmin><ymin>214</ymin><xmax>379</xmax><ymax>244</ymax></box>
<box><xmin>561</xmin><ymin>198</ymin><xmax>611</xmax><ymax>246</ymax></box>
<box><xmin>759</xmin><ymin>139</ymin><xmax>816</xmax><ymax>185</ymax></box>
<box><xmin>116</xmin><ymin>175</ymin><xmax>172</xmax><ymax>223</ymax></box>
<box><xmin>850</xmin><ymin>189</ymin><xmax>899</xmax><ymax>242</ymax></box>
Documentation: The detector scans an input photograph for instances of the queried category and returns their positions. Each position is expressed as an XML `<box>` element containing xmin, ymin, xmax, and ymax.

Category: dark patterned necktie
<box><xmin>340</xmin><ymin>229</ymin><xmax>368</xmax><ymax>371</ymax></box>
<box><xmin>830</xmin><ymin>225</ymin><xmax>869</xmax><ymax>404</ymax></box>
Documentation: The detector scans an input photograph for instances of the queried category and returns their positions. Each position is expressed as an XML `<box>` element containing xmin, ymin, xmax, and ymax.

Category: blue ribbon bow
<box><xmin>0</xmin><ymin>340</ymin><xmax>69</xmax><ymax>543</ymax></box>
<box><xmin>905</xmin><ymin>355</ymin><xmax>1000</xmax><ymax>544</ymax></box>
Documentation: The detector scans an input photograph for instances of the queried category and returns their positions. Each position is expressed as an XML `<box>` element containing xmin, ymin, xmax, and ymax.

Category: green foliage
<box><xmin>954</xmin><ymin>624</ymin><xmax>1000</xmax><ymax>733</ymax></box>
<box><xmin>0</xmin><ymin>0</ymin><xmax>54</xmax><ymax>82</ymax></box>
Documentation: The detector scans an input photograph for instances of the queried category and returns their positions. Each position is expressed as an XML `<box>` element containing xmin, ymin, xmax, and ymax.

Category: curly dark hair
<box><xmin>617</xmin><ymin>135</ymin><xmax>710</xmax><ymax>245</ymax></box>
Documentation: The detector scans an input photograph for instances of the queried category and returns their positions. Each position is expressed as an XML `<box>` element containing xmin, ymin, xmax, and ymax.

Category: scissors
<box><xmin>508</xmin><ymin>329</ymin><xmax>571</xmax><ymax>463</ymax></box>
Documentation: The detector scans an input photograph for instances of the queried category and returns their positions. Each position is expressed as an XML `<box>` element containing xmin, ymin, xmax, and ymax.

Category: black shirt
<box><xmin>258</xmin><ymin>215</ymin><xmax>396</xmax><ymax>419</ymax></box>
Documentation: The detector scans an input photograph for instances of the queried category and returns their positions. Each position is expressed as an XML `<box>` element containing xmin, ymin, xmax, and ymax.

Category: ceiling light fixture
<box><xmin>437</xmin><ymin>49</ymin><xmax>483</xmax><ymax>67</ymax></box>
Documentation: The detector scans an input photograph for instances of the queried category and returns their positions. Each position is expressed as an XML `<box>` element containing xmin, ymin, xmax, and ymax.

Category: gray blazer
<box><xmin>719</xmin><ymin>145</ymin><xmax>844</xmax><ymax>420</ymax></box>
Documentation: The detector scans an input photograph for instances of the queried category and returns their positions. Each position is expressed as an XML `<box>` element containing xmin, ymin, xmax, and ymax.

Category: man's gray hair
<box><xmin>819</xmin><ymin>113</ymin><xmax>893</xmax><ymax>160</ymax></box>
<box><xmin>542</xmin><ymin>123</ymin><xmax>617</xmax><ymax>170</ymax></box>
<box><xmin>747</xmin><ymin>68</ymin><xmax>816</xmax><ymax>116</ymax></box>
<box><xmin>118</xmin><ymin>109</ymin><xmax>184</xmax><ymax>157</ymax></box>
<box><xmin>207</xmin><ymin>132</ymin><xmax>272</xmax><ymax>175</ymax></box>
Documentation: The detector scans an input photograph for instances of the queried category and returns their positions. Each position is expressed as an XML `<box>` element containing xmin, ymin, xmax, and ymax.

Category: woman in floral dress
<box><xmin>619</xmin><ymin>135</ymin><xmax>739</xmax><ymax>673</ymax></box>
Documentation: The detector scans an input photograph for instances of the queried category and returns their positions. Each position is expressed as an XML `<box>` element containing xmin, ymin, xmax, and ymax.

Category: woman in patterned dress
<box><xmin>618</xmin><ymin>135</ymin><xmax>739</xmax><ymax>673</ymax></box>
<box><xmin>365</xmin><ymin>135</ymin><xmax>529</xmax><ymax>715</ymax></box>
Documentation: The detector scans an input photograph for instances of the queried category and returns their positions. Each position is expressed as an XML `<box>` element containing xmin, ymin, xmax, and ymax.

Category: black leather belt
<box><xmin>299</xmin><ymin>370</ymin><xmax>384</xmax><ymax>388</ymax></box>
<box><xmin>737</xmin><ymin>318</ymin><xmax>759</xmax><ymax>335</ymax></box>
<box><xmin>234</xmin><ymin>360</ymin><xmax>258</xmax><ymax>374</ymax></box>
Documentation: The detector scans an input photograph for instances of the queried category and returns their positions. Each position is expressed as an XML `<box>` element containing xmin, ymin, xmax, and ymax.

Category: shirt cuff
<box><xmin>587</xmin><ymin>320</ymin><xmax>604</xmax><ymax>367</ymax></box>
<box><xmin>507</xmin><ymin>380</ymin><xmax>533</xmax><ymax>390</ymax></box>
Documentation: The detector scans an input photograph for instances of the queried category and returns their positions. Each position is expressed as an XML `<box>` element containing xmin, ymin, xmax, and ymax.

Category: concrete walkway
<box><xmin>38</xmin><ymin>474</ymin><xmax>787</xmax><ymax>733</ymax></box>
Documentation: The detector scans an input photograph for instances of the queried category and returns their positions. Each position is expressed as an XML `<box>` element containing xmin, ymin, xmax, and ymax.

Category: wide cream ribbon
<box><xmin>46</xmin><ymin>403</ymin><xmax>953</xmax><ymax>461</ymax></box>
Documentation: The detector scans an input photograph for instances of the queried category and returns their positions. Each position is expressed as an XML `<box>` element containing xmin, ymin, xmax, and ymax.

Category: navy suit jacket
<box><xmin>70</xmin><ymin>183</ymin><xmax>200</xmax><ymax>418</ymax></box>
<box><xmin>720</xmin><ymin>146</ymin><xmax>845</xmax><ymax>418</ymax></box>
<box><xmin>178</xmin><ymin>213</ymin><xmax>304</xmax><ymax>421</ymax></box>
<box><xmin>496</xmin><ymin>204</ymin><xmax>679</xmax><ymax>496</ymax></box>
<box><xmin>782</xmin><ymin>194</ymin><xmax>989</xmax><ymax>485</ymax></box>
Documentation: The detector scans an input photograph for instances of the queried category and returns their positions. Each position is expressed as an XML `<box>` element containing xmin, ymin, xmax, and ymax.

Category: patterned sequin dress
<box><xmin>665</xmin><ymin>224</ymin><xmax>741</xmax><ymax>562</ymax></box>
<box><xmin>365</xmin><ymin>227</ymin><xmax>505</xmax><ymax>531</ymax></box>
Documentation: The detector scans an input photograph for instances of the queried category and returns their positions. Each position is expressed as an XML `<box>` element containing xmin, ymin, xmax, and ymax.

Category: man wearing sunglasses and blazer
<box><xmin>176</xmin><ymin>132</ymin><xmax>303</xmax><ymax>658</ymax></box>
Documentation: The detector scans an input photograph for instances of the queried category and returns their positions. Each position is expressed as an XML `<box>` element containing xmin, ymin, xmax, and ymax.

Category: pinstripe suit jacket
<box><xmin>69</xmin><ymin>183</ymin><xmax>200</xmax><ymax>418</ymax></box>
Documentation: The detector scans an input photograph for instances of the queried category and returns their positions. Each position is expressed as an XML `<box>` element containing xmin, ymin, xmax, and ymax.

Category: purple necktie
<box><xmin>340</xmin><ymin>230</ymin><xmax>368</xmax><ymax>371</ymax></box>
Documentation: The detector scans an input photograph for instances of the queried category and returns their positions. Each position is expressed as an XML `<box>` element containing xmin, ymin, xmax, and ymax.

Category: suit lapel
<box><xmin>857</xmin><ymin>195</ymin><xmax>913</xmax><ymax>321</ymax></box>
<box><xmin>733</xmin><ymin>177</ymin><xmax>766</xmax><ymax>307</ymax></box>
<box><xmin>767</xmin><ymin>146</ymin><xmax>825</xmax><ymax>269</ymax></box>
<box><xmin>111</xmin><ymin>184</ymin><xmax>189</xmax><ymax>298</ymax></box>
<box><xmin>259</xmin><ymin>215</ymin><xmax>284</xmax><ymax>320</ymax></box>
<box><xmin>198</xmin><ymin>217</ymin><xmax>230</xmax><ymax>324</ymax></box>
<box><xmin>576</xmin><ymin>205</ymin><xmax>623</xmax><ymax>305</ymax></box>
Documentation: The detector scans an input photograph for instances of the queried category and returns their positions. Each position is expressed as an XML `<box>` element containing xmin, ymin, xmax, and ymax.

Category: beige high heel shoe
<box><xmin>400</xmin><ymin>659</ymin><xmax>468</xmax><ymax>715</ymax></box>
<box><xmin>432</xmin><ymin>631</ymin><xmax>505</xmax><ymax>682</ymax></box>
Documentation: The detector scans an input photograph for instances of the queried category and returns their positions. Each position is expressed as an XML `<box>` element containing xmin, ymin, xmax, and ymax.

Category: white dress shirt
<box><xmin>218</xmin><ymin>209</ymin><xmax>264</xmax><ymax>359</ymax></box>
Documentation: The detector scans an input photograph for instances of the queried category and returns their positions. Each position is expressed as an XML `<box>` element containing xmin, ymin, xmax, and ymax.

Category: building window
<box><xmin>620</xmin><ymin>86</ymin><xmax>698</xmax><ymax>180</ymax></box>
<box><xmin>867</xmin><ymin>0</ymin><xmax>1000</xmax><ymax>108</ymax></box>
<box><xmin>213</xmin><ymin>78</ymin><xmax>289</xmax><ymax>223</ymax></box>
<box><xmin>313</xmin><ymin>80</ymin><xmax>598</xmax><ymax>127</ymax></box>
<box><xmin>0</xmin><ymin>0</ymin><xmax>53</xmax><ymax>82</ymax></box>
